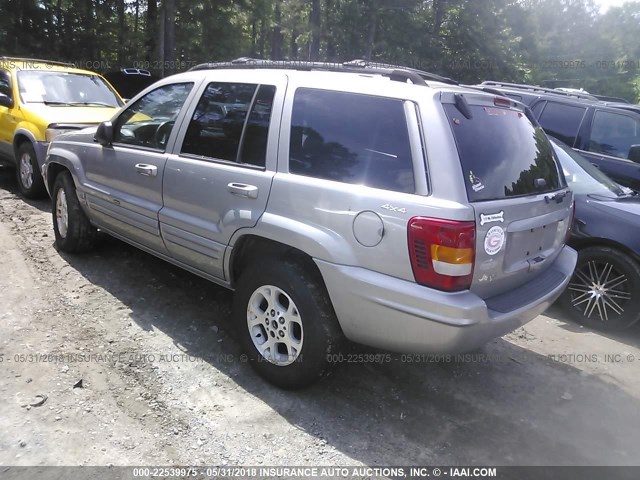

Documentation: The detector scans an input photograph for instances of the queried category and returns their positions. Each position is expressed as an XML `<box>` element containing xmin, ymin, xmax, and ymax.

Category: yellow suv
<box><xmin>0</xmin><ymin>57</ymin><xmax>123</xmax><ymax>197</ymax></box>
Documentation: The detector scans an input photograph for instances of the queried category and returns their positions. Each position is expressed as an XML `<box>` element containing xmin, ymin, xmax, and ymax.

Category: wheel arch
<box><xmin>570</xmin><ymin>237</ymin><xmax>640</xmax><ymax>264</ymax></box>
<box><xmin>44</xmin><ymin>148</ymin><xmax>83</xmax><ymax>195</ymax></box>
<box><xmin>12</xmin><ymin>131</ymin><xmax>36</xmax><ymax>159</ymax></box>
<box><xmin>45</xmin><ymin>161</ymin><xmax>73</xmax><ymax>194</ymax></box>
<box><xmin>227</xmin><ymin>234</ymin><xmax>329</xmax><ymax>294</ymax></box>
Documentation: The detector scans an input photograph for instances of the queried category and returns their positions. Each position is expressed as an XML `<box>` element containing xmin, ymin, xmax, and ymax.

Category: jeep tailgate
<box><xmin>442</xmin><ymin>93</ymin><xmax>573</xmax><ymax>299</ymax></box>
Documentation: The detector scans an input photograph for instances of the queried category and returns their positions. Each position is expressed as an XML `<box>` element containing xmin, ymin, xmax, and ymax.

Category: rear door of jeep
<box><xmin>442</xmin><ymin>93</ymin><xmax>573</xmax><ymax>300</ymax></box>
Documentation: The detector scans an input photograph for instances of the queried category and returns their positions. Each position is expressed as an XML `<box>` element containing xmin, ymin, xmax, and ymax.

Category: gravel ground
<box><xmin>1</xmin><ymin>165</ymin><xmax>639</xmax><ymax>470</ymax></box>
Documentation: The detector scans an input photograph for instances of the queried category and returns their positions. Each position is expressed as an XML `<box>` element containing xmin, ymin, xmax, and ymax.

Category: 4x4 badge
<box><xmin>381</xmin><ymin>204</ymin><xmax>407</xmax><ymax>214</ymax></box>
<box><xmin>480</xmin><ymin>211</ymin><xmax>504</xmax><ymax>226</ymax></box>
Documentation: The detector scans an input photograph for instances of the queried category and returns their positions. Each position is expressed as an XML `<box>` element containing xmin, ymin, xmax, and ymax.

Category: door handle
<box><xmin>135</xmin><ymin>163</ymin><xmax>158</xmax><ymax>177</ymax></box>
<box><xmin>227</xmin><ymin>182</ymin><xmax>258</xmax><ymax>199</ymax></box>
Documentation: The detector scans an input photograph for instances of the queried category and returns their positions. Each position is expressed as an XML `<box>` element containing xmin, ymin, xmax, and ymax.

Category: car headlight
<box><xmin>45</xmin><ymin>128</ymin><xmax>76</xmax><ymax>142</ymax></box>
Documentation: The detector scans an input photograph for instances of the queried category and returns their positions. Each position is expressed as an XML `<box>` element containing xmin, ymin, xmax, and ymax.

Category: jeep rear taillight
<box><xmin>408</xmin><ymin>217</ymin><xmax>476</xmax><ymax>292</ymax></box>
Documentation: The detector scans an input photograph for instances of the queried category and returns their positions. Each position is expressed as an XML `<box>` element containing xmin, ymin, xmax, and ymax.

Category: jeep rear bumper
<box><xmin>315</xmin><ymin>246</ymin><xmax>577</xmax><ymax>353</ymax></box>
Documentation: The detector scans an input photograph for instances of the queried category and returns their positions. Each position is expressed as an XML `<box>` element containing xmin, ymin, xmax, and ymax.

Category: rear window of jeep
<box><xmin>444</xmin><ymin>102</ymin><xmax>562</xmax><ymax>202</ymax></box>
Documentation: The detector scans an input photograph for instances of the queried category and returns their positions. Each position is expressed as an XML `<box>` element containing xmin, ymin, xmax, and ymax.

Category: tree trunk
<box><xmin>433</xmin><ymin>0</ymin><xmax>448</xmax><ymax>36</ymax></box>
<box><xmin>290</xmin><ymin>28</ymin><xmax>300</xmax><ymax>60</ymax></box>
<box><xmin>258</xmin><ymin>19</ymin><xmax>267</xmax><ymax>58</ymax></box>
<box><xmin>55</xmin><ymin>0</ymin><xmax>63</xmax><ymax>54</ymax></box>
<box><xmin>95</xmin><ymin>0</ymin><xmax>104</xmax><ymax>61</ymax></box>
<box><xmin>117</xmin><ymin>0</ymin><xmax>125</xmax><ymax>66</ymax></box>
<box><xmin>145</xmin><ymin>0</ymin><xmax>157</xmax><ymax>62</ymax></box>
<box><xmin>250</xmin><ymin>20</ymin><xmax>257</xmax><ymax>57</ymax></box>
<box><xmin>309</xmin><ymin>0</ymin><xmax>321</xmax><ymax>61</ymax></box>
<box><xmin>134</xmin><ymin>0</ymin><xmax>140</xmax><ymax>33</ymax></box>
<box><xmin>164</xmin><ymin>0</ymin><xmax>176</xmax><ymax>73</ymax></box>
<box><xmin>364</xmin><ymin>0</ymin><xmax>379</xmax><ymax>61</ymax></box>
<box><xmin>158</xmin><ymin>1</ymin><xmax>165</xmax><ymax>76</ymax></box>
<box><xmin>271</xmin><ymin>0</ymin><xmax>282</xmax><ymax>60</ymax></box>
<box><xmin>85</xmin><ymin>0</ymin><xmax>95</xmax><ymax>62</ymax></box>
<box><xmin>325</xmin><ymin>0</ymin><xmax>335</xmax><ymax>61</ymax></box>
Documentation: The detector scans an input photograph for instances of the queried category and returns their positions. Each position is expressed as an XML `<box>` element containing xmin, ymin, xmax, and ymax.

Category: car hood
<box><xmin>54</xmin><ymin>126</ymin><xmax>100</xmax><ymax>143</ymax></box>
<box><xmin>581</xmin><ymin>193</ymin><xmax>640</xmax><ymax>223</ymax></box>
<box><xmin>24</xmin><ymin>103</ymin><xmax>119</xmax><ymax>126</ymax></box>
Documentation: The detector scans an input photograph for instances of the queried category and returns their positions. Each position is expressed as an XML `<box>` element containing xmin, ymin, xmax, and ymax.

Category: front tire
<box><xmin>559</xmin><ymin>246</ymin><xmax>640</xmax><ymax>330</ymax></box>
<box><xmin>52</xmin><ymin>171</ymin><xmax>98</xmax><ymax>253</ymax></box>
<box><xmin>16</xmin><ymin>142</ymin><xmax>46</xmax><ymax>198</ymax></box>
<box><xmin>233</xmin><ymin>258</ymin><xmax>343</xmax><ymax>389</ymax></box>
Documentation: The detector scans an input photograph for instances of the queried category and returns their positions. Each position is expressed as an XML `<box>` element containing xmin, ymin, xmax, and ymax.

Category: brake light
<box><xmin>408</xmin><ymin>217</ymin><xmax>476</xmax><ymax>292</ymax></box>
<box><xmin>494</xmin><ymin>96</ymin><xmax>512</xmax><ymax>107</ymax></box>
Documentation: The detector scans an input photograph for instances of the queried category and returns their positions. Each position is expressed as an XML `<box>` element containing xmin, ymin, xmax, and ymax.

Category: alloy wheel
<box><xmin>19</xmin><ymin>153</ymin><xmax>33</xmax><ymax>189</ymax></box>
<box><xmin>567</xmin><ymin>260</ymin><xmax>631</xmax><ymax>322</ymax></box>
<box><xmin>246</xmin><ymin>285</ymin><xmax>303</xmax><ymax>366</ymax></box>
<box><xmin>55</xmin><ymin>188</ymin><xmax>69</xmax><ymax>239</ymax></box>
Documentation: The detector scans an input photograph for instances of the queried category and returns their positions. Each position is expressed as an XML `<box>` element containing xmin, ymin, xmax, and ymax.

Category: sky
<box><xmin>593</xmin><ymin>0</ymin><xmax>634</xmax><ymax>12</ymax></box>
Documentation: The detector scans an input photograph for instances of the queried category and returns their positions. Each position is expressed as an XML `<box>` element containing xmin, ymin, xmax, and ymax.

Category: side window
<box><xmin>537</xmin><ymin>101</ymin><xmax>586</xmax><ymax>146</ymax></box>
<box><xmin>181</xmin><ymin>82</ymin><xmax>275</xmax><ymax>166</ymax></box>
<box><xmin>0</xmin><ymin>70</ymin><xmax>11</xmax><ymax>99</ymax></box>
<box><xmin>530</xmin><ymin>101</ymin><xmax>546</xmax><ymax>119</ymax></box>
<box><xmin>114</xmin><ymin>82</ymin><xmax>193</xmax><ymax>150</ymax></box>
<box><xmin>589</xmin><ymin>110</ymin><xmax>640</xmax><ymax>159</ymax></box>
<box><xmin>289</xmin><ymin>89</ymin><xmax>415</xmax><ymax>193</ymax></box>
<box><xmin>240</xmin><ymin>85</ymin><xmax>276</xmax><ymax>166</ymax></box>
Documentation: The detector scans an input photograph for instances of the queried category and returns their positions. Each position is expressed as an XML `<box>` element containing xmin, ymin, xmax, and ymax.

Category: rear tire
<box><xmin>559</xmin><ymin>246</ymin><xmax>640</xmax><ymax>330</ymax></box>
<box><xmin>233</xmin><ymin>258</ymin><xmax>343</xmax><ymax>389</ymax></box>
<box><xmin>16</xmin><ymin>142</ymin><xmax>46</xmax><ymax>199</ymax></box>
<box><xmin>52</xmin><ymin>171</ymin><xmax>98</xmax><ymax>253</ymax></box>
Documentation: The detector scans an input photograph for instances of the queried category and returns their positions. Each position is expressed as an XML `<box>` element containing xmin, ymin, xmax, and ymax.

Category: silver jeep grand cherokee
<box><xmin>43</xmin><ymin>60</ymin><xmax>577</xmax><ymax>388</ymax></box>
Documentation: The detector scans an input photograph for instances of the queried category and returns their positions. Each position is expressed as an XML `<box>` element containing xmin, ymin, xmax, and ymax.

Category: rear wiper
<box><xmin>454</xmin><ymin>93</ymin><xmax>473</xmax><ymax>119</ymax></box>
<box><xmin>545</xmin><ymin>191</ymin><xmax>568</xmax><ymax>204</ymax></box>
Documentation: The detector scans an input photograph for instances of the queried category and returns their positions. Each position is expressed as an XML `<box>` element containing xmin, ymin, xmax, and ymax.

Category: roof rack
<box><xmin>122</xmin><ymin>67</ymin><xmax>152</xmax><ymax>76</ymax></box>
<box><xmin>593</xmin><ymin>94</ymin><xmax>630</xmax><ymax>104</ymax></box>
<box><xmin>481</xmin><ymin>81</ymin><xmax>598</xmax><ymax>101</ymax></box>
<box><xmin>0</xmin><ymin>56</ymin><xmax>75</xmax><ymax>68</ymax></box>
<box><xmin>464</xmin><ymin>85</ymin><xmax>508</xmax><ymax>97</ymax></box>
<box><xmin>189</xmin><ymin>57</ymin><xmax>458</xmax><ymax>86</ymax></box>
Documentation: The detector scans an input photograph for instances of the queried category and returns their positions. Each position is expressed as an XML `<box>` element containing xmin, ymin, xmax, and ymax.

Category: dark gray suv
<box><xmin>43</xmin><ymin>60</ymin><xmax>577</xmax><ymax>388</ymax></box>
<box><xmin>480</xmin><ymin>81</ymin><xmax>640</xmax><ymax>191</ymax></box>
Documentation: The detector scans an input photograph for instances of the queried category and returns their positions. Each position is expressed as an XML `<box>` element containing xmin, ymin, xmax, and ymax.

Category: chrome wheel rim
<box><xmin>55</xmin><ymin>188</ymin><xmax>69</xmax><ymax>238</ymax></box>
<box><xmin>568</xmin><ymin>260</ymin><xmax>631</xmax><ymax>322</ymax></box>
<box><xmin>19</xmin><ymin>153</ymin><xmax>33</xmax><ymax>189</ymax></box>
<box><xmin>247</xmin><ymin>285</ymin><xmax>303</xmax><ymax>366</ymax></box>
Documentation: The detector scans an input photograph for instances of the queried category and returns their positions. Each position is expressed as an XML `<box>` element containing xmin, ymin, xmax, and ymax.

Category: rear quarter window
<box><xmin>289</xmin><ymin>88</ymin><xmax>415</xmax><ymax>194</ymax></box>
<box><xmin>444</xmin><ymin>102</ymin><xmax>563</xmax><ymax>202</ymax></box>
<box><xmin>537</xmin><ymin>101</ymin><xmax>586</xmax><ymax>146</ymax></box>
<box><xmin>530</xmin><ymin>101</ymin><xmax>546</xmax><ymax>119</ymax></box>
<box><xmin>588</xmin><ymin>110</ymin><xmax>640</xmax><ymax>159</ymax></box>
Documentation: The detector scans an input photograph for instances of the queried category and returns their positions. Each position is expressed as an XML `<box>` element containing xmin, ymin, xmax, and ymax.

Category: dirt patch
<box><xmin>1</xmin><ymin>166</ymin><xmax>639</xmax><ymax>468</ymax></box>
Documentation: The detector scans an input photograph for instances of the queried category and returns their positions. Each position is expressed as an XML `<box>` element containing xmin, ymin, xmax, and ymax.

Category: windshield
<box><xmin>17</xmin><ymin>70</ymin><xmax>122</xmax><ymax>107</ymax></box>
<box><xmin>550</xmin><ymin>138</ymin><xmax>626</xmax><ymax>197</ymax></box>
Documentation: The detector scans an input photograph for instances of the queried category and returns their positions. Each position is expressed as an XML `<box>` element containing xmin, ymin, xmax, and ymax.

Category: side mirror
<box><xmin>94</xmin><ymin>121</ymin><xmax>114</xmax><ymax>146</ymax></box>
<box><xmin>628</xmin><ymin>144</ymin><xmax>640</xmax><ymax>164</ymax></box>
<box><xmin>0</xmin><ymin>93</ymin><xmax>13</xmax><ymax>109</ymax></box>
